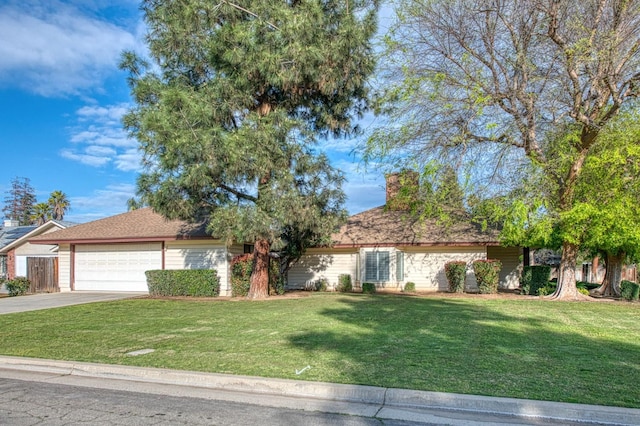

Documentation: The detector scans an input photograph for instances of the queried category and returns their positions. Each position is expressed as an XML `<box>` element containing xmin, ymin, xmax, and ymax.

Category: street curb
<box><xmin>1</xmin><ymin>355</ymin><xmax>639</xmax><ymax>425</ymax></box>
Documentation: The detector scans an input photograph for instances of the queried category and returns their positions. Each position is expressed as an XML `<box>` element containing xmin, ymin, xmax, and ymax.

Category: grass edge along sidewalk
<box><xmin>1</xmin><ymin>355</ymin><xmax>639</xmax><ymax>426</ymax></box>
<box><xmin>0</xmin><ymin>293</ymin><xmax>638</xmax><ymax>408</ymax></box>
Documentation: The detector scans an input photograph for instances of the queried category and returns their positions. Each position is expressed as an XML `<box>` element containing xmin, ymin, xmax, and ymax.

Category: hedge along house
<box><xmin>29</xmin><ymin>208</ymin><xmax>245</xmax><ymax>295</ymax></box>
<box><xmin>288</xmin><ymin>173</ymin><xmax>522</xmax><ymax>292</ymax></box>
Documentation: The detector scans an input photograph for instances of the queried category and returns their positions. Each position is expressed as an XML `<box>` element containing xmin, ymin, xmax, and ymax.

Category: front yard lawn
<box><xmin>0</xmin><ymin>293</ymin><xmax>638</xmax><ymax>408</ymax></box>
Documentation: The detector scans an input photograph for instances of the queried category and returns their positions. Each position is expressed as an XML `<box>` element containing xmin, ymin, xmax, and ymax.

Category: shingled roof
<box><xmin>332</xmin><ymin>206</ymin><xmax>500</xmax><ymax>247</ymax></box>
<box><xmin>29</xmin><ymin>208</ymin><xmax>210</xmax><ymax>244</ymax></box>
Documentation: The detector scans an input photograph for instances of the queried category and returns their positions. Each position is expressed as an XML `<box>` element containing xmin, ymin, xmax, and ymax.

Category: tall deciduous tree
<box><xmin>2</xmin><ymin>177</ymin><xmax>36</xmax><ymax>226</ymax></box>
<box><xmin>368</xmin><ymin>0</ymin><xmax>640</xmax><ymax>299</ymax></box>
<box><xmin>122</xmin><ymin>0</ymin><xmax>379</xmax><ymax>298</ymax></box>
<box><xmin>562</xmin><ymin>109</ymin><xmax>640</xmax><ymax>296</ymax></box>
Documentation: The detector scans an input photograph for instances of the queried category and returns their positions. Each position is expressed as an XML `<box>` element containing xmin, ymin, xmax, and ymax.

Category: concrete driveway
<box><xmin>0</xmin><ymin>292</ymin><xmax>147</xmax><ymax>315</ymax></box>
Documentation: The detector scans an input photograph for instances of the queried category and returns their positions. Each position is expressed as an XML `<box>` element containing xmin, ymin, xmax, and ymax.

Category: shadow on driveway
<box><xmin>0</xmin><ymin>292</ymin><xmax>147</xmax><ymax>315</ymax></box>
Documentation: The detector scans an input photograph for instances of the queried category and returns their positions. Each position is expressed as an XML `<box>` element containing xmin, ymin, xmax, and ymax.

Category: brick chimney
<box><xmin>386</xmin><ymin>170</ymin><xmax>419</xmax><ymax>211</ymax></box>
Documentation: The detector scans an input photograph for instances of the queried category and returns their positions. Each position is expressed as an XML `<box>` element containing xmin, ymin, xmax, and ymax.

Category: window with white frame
<box><xmin>365</xmin><ymin>251</ymin><xmax>390</xmax><ymax>282</ymax></box>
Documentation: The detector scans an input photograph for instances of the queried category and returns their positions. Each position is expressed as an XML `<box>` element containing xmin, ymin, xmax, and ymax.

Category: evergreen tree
<box><xmin>2</xmin><ymin>177</ymin><xmax>36</xmax><ymax>226</ymax></box>
<box><xmin>122</xmin><ymin>0</ymin><xmax>379</xmax><ymax>298</ymax></box>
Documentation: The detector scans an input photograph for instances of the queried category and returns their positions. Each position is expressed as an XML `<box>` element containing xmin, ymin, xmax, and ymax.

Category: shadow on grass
<box><xmin>288</xmin><ymin>294</ymin><xmax>640</xmax><ymax>408</ymax></box>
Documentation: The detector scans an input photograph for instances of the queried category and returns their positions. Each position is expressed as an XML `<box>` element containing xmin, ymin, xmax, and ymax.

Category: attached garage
<box><xmin>74</xmin><ymin>243</ymin><xmax>162</xmax><ymax>291</ymax></box>
<box><xmin>29</xmin><ymin>208</ymin><xmax>232</xmax><ymax>294</ymax></box>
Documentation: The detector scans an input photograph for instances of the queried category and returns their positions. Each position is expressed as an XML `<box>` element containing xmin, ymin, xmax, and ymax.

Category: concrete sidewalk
<box><xmin>0</xmin><ymin>356</ymin><xmax>638</xmax><ymax>425</ymax></box>
<box><xmin>0</xmin><ymin>292</ymin><xmax>147</xmax><ymax>315</ymax></box>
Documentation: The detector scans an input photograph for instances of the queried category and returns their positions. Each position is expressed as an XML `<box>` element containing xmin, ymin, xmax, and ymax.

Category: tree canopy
<box><xmin>368</xmin><ymin>0</ymin><xmax>640</xmax><ymax>299</ymax></box>
<box><xmin>122</xmin><ymin>0</ymin><xmax>380</xmax><ymax>298</ymax></box>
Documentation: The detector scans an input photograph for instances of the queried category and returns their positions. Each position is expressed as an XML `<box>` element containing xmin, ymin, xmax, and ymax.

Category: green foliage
<box><xmin>5</xmin><ymin>276</ymin><xmax>30</xmax><ymax>297</ymax></box>
<box><xmin>121</xmin><ymin>0</ymin><xmax>379</xmax><ymax>296</ymax></box>
<box><xmin>362</xmin><ymin>282</ymin><xmax>376</xmax><ymax>294</ymax></box>
<box><xmin>520</xmin><ymin>265</ymin><xmax>551</xmax><ymax>296</ymax></box>
<box><xmin>230</xmin><ymin>254</ymin><xmax>283</xmax><ymax>297</ymax></box>
<box><xmin>336</xmin><ymin>274</ymin><xmax>353</xmax><ymax>293</ymax></box>
<box><xmin>620</xmin><ymin>281</ymin><xmax>640</xmax><ymax>301</ymax></box>
<box><xmin>578</xmin><ymin>287</ymin><xmax>590</xmax><ymax>296</ymax></box>
<box><xmin>473</xmin><ymin>260</ymin><xmax>502</xmax><ymax>294</ymax></box>
<box><xmin>537</xmin><ymin>283</ymin><xmax>555</xmax><ymax>297</ymax></box>
<box><xmin>145</xmin><ymin>270</ymin><xmax>220</xmax><ymax>297</ymax></box>
<box><xmin>403</xmin><ymin>281</ymin><xmax>416</xmax><ymax>293</ymax></box>
<box><xmin>444</xmin><ymin>261</ymin><xmax>466</xmax><ymax>293</ymax></box>
<box><xmin>306</xmin><ymin>278</ymin><xmax>329</xmax><ymax>292</ymax></box>
<box><xmin>231</xmin><ymin>254</ymin><xmax>253</xmax><ymax>297</ymax></box>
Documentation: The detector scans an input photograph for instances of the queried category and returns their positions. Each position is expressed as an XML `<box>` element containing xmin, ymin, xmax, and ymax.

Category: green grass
<box><xmin>0</xmin><ymin>293</ymin><xmax>638</xmax><ymax>408</ymax></box>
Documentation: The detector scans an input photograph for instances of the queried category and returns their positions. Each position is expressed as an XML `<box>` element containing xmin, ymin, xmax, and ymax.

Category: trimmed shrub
<box><xmin>403</xmin><ymin>281</ymin><xmax>416</xmax><ymax>293</ymax></box>
<box><xmin>230</xmin><ymin>254</ymin><xmax>283</xmax><ymax>297</ymax></box>
<box><xmin>231</xmin><ymin>254</ymin><xmax>253</xmax><ymax>297</ymax></box>
<box><xmin>473</xmin><ymin>259</ymin><xmax>502</xmax><ymax>294</ymax></box>
<box><xmin>336</xmin><ymin>274</ymin><xmax>352</xmax><ymax>293</ymax></box>
<box><xmin>362</xmin><ymin>282</ymin><xmax>376</xmax><ymax>294</ymax></box>
<box><xmin>621</xmin><ymin>280</ymin><xmax>640</xmax><ymax>301</ymax></box>
<box><xmin>521</xmin><ymin>265</ymin><xmax>552</xmax><ymax>295</ymax></box>
<box><xmin>5</xmin><ymin>276</ymin><xmax>30</xmax><ymax>297</ymax></box>
<box><xmin>445</xmin><ymin>261</ymin><xmax>466</xmax><ymax>293</ymax></box>
<box><xmin>306</xmin><ymin>278</ymin><xmax>328</xmax><ymax>292</ymax></box>
<box><xmin>145</xmin><ymin>270</ymin><xmax>220</xmax><ymax>297</ymax></box>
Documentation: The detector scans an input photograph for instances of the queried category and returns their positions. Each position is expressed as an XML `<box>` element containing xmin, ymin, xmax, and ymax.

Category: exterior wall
<box><xmin>165</xmin><ymin>240</ymin><xmax>232</xmax><ymax>296</ymax></box>
<box><xmin>7</xmin><ymin>249</ymin><xmax>16</xmax><ymax>280</ymax></box>
<box><xmin>487</xmin><ymin>246</ymin><xmax>522</xmax><ymax>289</ymax></box>
<box><xmin>401</xmin><ymin>246</ymin><xmax>487</xmax><ymax>291</ymax></box>
<box><xmin>287</xmin><ymin>248</ymin><xmax>359</xmax><ymax>290</ymax></box>
<box><xmin>57</xmin><ymin>244</ymin><xmax>72</xmax><ymax>292</ymax></box>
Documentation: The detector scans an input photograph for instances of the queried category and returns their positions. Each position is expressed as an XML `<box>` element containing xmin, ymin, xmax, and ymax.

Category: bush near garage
<box><xmin>5</xmin><ymin>276</ymin><xmax>31</xmax><ymax>297</ymax></box>
<box><xmin>145</xmin><ymin>270</ymin><xmax>220</xmax><ymax>297</ymax></box>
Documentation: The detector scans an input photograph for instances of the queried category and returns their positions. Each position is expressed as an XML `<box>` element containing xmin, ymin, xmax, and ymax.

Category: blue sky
<box><xmin>0</xmin><ymin>0</ymin><xmax>388</xmax><ymax>223</ymax></box>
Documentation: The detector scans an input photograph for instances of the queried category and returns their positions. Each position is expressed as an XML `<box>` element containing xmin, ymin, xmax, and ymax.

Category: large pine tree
<box><xmin>122</xmin><ymin>0</ymin><xmax>379</xmax><ymax>298</ymax></box>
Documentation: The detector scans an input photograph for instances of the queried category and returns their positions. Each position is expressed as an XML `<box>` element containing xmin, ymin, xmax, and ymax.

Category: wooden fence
<box><xmin>27</xmin><ymin>257</ymin><xmax>59</xmax><ymax>293</ymax></box>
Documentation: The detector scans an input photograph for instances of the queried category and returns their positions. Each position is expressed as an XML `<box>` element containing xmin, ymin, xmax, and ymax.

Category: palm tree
<box><xmin>48</xmin><ymin>190</ymin><xmax>70</xmax><ymax>221</ymax></box>
<box><xmin>31</xmin><ymin>203</ymin><xmax>51</xmax><ymax>226</ymax></box>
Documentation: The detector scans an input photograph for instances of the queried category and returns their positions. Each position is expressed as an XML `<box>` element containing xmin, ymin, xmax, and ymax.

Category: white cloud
<box><xmin>64</xmin><ymin>102</ymin><xmax>142</xmax><ymax>172</ymax></box>
<box><xmin>67</xmin><ymin>182</ymin><xmax>136</xmax><ymax>222</ymax></box>
<box><xmin>0</xmin><ymin>1</ymin><xmax>138</xmax><ymax>96</ymax></box>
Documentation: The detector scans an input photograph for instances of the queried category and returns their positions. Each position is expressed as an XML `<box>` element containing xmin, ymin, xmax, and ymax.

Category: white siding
<box><xmin>165</xmin><ymin>240</ymin><xmax>231</xmax><ymax>296</ymax></box>
<box><xmin>402</xmin><ymin>246</ymin><xmax>487</xmax><ymax>291</ymax></box>
<box><xmin>487</xmin><ymin>246</ymin><xmax>522</xmax><ymax>289</ymax></box>
<box><xmin>58</xmin><ymin>244</ymin><xmax>72</xmax><ymax>292</ymax></box>
<box><xmin>288</xmin><ymin>249</ymin><xmax>358</xmax><ymax>290</ymax></box>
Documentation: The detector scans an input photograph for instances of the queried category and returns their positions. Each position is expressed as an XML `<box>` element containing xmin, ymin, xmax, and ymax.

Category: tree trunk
<box><xmin>592</xmin><ymin>252</ymin><xmax>624</xmax><ymax>297</ymax></box>
<box><xmin>248</xmin><ymin>238</ymin><xmax>270</xmax><ymax>299</ymax></box>
<box><xmin>551</xmin><ymin>241</ymin><xmax>581</xmax><ymax>300</ymax></box>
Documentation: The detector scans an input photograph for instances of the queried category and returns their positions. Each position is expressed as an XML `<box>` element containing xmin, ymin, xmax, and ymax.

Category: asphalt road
<box><xmin>0</xmin><ymin>377</ymin><xmax>424</xmax><ymax>426</ymax></box>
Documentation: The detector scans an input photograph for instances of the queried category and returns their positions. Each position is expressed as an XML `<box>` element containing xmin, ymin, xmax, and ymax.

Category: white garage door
<box><xmin>75</xmin><ymin>243</ymin><xmax>162</xmax><ymax>291</ymax></box>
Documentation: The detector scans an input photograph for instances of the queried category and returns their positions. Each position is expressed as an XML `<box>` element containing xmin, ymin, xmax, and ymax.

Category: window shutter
<box><xmin>379</xmin><ymin>251</ymin><xmax>390</xmax><ymax>281</ymax></box>
<box><xmin>396</xmin><ymin>251</ymin><xmax>404</xmax><ymax>281</ymax></box>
